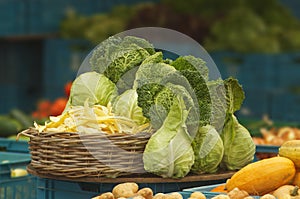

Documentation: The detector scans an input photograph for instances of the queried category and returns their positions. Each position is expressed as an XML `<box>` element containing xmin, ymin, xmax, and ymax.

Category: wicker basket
<box><xmin>20</xmin><ymin>129</ymin><xmax>152</xmax><ymax>178</ymax></box>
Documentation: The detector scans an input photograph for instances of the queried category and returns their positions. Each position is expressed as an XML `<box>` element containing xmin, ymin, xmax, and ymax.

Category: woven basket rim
<box><xmin>19</xmin><ymin>127</ymin><xmax>153</xmax><ymax>138</ymax></box>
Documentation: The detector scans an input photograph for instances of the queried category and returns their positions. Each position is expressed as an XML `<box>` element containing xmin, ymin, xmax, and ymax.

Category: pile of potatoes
<box><xmin>92</xmin><ymin>182</ymin><xmax>279</xmax><ymax>199</ymax></box>
<box><xmin>92</xmin><ymin>182</ymin><xmax>207</xmax><ymax>199</ymax></box>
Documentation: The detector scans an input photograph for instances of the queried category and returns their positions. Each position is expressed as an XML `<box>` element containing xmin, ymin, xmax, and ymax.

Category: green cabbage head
<box><xmin>191</xmin><ymin>125</ymin><xmax>224</xmax><ymax>174</ymax></box>
<box><xmin>143</xmin><ymin>96</ymin><xmax>194</xmax><ymax>178</ymax></box>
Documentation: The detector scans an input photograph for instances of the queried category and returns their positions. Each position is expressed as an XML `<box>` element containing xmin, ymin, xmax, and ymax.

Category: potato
<box><xmin>168</xmin><ymin>192</ymin><xmax>183</xmax><ymax>199</ymax></box>
<box><xmin>153</xmin><ymin>193</ymin><xmax>167</xmax><ymax>199</ymax></box>
<box><xmin>112</xmin><ymin>182</ymin><xmax>139</xmax><ymax>198</ymax></box>
<box><xmin>211</xmin><ymin>195</ymin><xmax>230</xmax><ymax>199</ymax></box>
<box><xmin>260</xmin><ymin>194</ymin><xmax>276</xmax><ymax>199</ymax></box>
<box><xmin>227</xmin><ymin>188</ymin><xmax>249</xmax><ymax>199</ymax></box>
<box><xmin>190</xmin><ymin>192</ymin><xmax>206</xmax><ymax>199</ymax></box>
<box><xmin>92</xmin><ymin>192</ymin><xmax>114</xmax><ymax>199</ymax></box>
<box><xmin>243</xmin><ymin>197</ymin><xmax>255</xmax><ymax>199</ymax></box>
<box><xmin>133</xmin><ymin>196</ymin><xmax>146</xmax><ymax>199</ymax></box>
<box><xmin>137</xmin><ymin>188</ymin><xmax>153</xmax><ymax>199</ymax></box>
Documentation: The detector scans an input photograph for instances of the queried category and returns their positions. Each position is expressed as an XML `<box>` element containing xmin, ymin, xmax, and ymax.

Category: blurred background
<box><xmin>1</xmin><ymin>0</ymin><xmax>300</xmax><ymax>137</ymax></box>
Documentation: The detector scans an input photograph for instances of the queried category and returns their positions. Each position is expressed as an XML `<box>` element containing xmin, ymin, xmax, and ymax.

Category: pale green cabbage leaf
<box><xmin>191</xmin><ymin>125</ymin><xmax>224</xmax><ymax>174</ymax></box>
<box><xmin>143</xmin><ymin>96</ymin><xmax>194</xmax><ymax>178</ymax></box>
<box><xmin>65</xmin><ymin>71</ymin><xmax>118</xmax><ymax>110</ymax></box>
<box><xmin>220</xmin><ymin>78</ymin><xmax>255</xmax><ymax>170</ymax></box>
<box><xmin>112</xmin><ymin>89</ymin><xmax>147</xmax><ymax>125</ymax></box>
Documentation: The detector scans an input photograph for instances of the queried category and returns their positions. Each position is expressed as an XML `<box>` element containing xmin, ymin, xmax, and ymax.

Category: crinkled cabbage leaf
<box><xmin>192</xmin><ymin>125</ymin><xmax>224</xmax><ymax>174</ymax></box>
<box><xmin>207</xmin><ymin>79</ymin><xmax>227</xmax><ymax>133</ymax></box>
<box><xmin>134</xmin><ymin>62</ymin><xmax>199</xmax><ymax>134</ymax></box>
<box><xmin>143</xmin><ymin>96</ymin><xmax>195</xmax><ymax>178</ymax></box>
<box><xmin>171</xmin><ymin>56</ymin><xmax>211</xmax><ymax>126</ymax></box>
<box><xmin>150</xmin><ymin>83</ymin><xmax>199</xmax><ymax>133</ymax></box>
<box><xmin>89</xmin><ymin>36</ymin><xmax>155</xmax><ymax>92</ymax></box>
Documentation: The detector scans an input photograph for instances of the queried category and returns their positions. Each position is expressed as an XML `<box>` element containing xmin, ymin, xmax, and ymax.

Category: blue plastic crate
<box><xmin>256</xmin><ymin>145</ymin><xmax>279</xmax><ymax>154</ymax></box>
<box><xmin>270</xmin><ymin>92</ymin><xmax>300</xmax><ymax>122</ymax></box>
<box><xmin>0</xmin><ymin>151</ymin><xmax>36</xmax><ymax>199</ymax></box>
<box><xmin>182</xmin><ymin>183</ymin><xmax>260</xmax><ymax>198</ymax></box>
<box><xmin>0</xmin><ymin>0</ymin><xmax>26</xmax><ymax>36</ymax></box>
<box><xmin>254</xmin><ymin>144</ymin><xmax>279</xmax><ymax>161</ymax></box>
<box><xmin>171</xmin><ymin>191</ymin><xmax>219</xmax><ymax>199</ymax></box>
<box><xmin>0</xmin><ymin>138</ymin><xmax>29</xmax><ymax>153</ymax></box>
<box><xmin>183</xmin><ymin>183</ymin><xmax>225</xmax><ymax>193</ymax></box>
<box><xmin>37</xmin><ymin>177</ymin><xmax>228</xmax><ymax>199</ymax></box>
<box><xmin>0</xmin><ymin>175</ymin><xmax>36</xmax><ymax>199</ymax></box>
<box><xmin>0</xmin><ymin>152</ymin><xmax>30</xmax><ymax>178</ymax></box>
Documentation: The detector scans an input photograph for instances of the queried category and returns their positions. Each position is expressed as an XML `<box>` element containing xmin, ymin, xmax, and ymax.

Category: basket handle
<box><xmin>17</xmin><ymin>128</ymin><xmax>35</xmax><ymax>140</ymax></box>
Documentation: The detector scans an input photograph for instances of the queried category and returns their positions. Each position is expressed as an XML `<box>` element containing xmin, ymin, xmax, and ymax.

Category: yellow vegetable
<box><xmin>279</xmin><ymin>140</ymin><xmax>300</xmax><ymax>168</ymax></box>
<box><xmin>137</xmin><ymin>188</ymin><xmax>153</xmax><ymax>199</ymax></box>
<box><xmin>227</xmin><ymin>187</ymin><xmax>249</xmax><ymax>199</ymax></box>
<box><xmin>112</xmin><ymin>182</ymin><xmax>139</xmax><ymax>198</ymax></box>
<box><xmin>293</xmin><ymin>171</ymin><xmax>300</xmax><ymax>187</ymax></box>
<box><xmin>272</xmin><ymin>185</ymin><xmax>300</xmax><ymax>199</ymax></box>
<box><xmin>92</xmin><ymin>192</ymin><xmax>114</xmax><ymax>199</ymax></box>
<box><xmin>226</xmin><ymin>157</ymin><xmax>296</xmax><ymax>195</ymax></box>
<box><xmin>10</xmin><ymin>168</ymin><xmax>28</xmax><ymax>178</ymax></box>
<box><xmin>260</xmin><ymin>194</ymin><xmax>276</xmax><ymax>199</ymax></box>
<box><xmin>189</xmin><ymin>191</ymin><xmax>206</xmax><ymax>199</ymax></box>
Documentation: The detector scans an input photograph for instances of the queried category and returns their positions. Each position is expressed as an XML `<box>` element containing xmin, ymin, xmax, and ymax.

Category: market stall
<box><xmin>1</xmin><ymin>1</ymin><xmax>300</xmax><ymax>199</ymax></box>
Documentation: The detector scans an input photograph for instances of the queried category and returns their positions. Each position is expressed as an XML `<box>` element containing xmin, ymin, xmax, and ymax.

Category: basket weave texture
<box><xmin>21</xmin><ymin>129</ymin><xmax>152</xmax><ymax>178</ymax></box>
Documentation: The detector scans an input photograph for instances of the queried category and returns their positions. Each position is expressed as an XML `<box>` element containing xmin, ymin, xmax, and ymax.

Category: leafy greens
<box><xmin>220</xmin><ymin>78</ymin><xmax>255</xmax><ymax>170</ymax></box>
<box><xmin>89</xmin><ymin>36</ymin><xmax>155</xmax><ymax>93</ymax></box>
<box><xmin>112</xmin><ymin>89</ymin><xmax>147</xmax><ymax>125</ymax></box>
<box><xmin>192</xmin><ymin>125</ymin><xmax>224</xmax><ymax>174</ymax></box>
<box><xmin>143</xmin><ymin>96</ymin><xmax>194</xmax><ymax>178</ymax></box>
<box><xmin>65</xmin><ymin>71</ymin><xmax>118</xmax><ymax>110</ymax></box>
<box><xmin>64</xmin><ymin>35</ymin><xmax>254</xmax><ymax>178</ymax></box>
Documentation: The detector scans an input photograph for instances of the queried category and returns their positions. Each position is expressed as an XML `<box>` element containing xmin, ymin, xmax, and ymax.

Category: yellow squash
<box><xmin>226</xmin><ymin>156</ymin><xmax>296</xmax><ymax>196</ymax></box>
<box><xmin>293</xmin><ymin>171</ymin><xmax>300</xmax><ymax>187</ymax></box>
<box><xmin>279</xmin><ymin>140</ymin><xmax>300</xmax><ymax>168</ymax></box>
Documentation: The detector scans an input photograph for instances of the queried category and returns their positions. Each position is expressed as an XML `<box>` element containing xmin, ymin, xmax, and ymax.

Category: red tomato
<box><xmin>64</xmin><ymin>82</ymin><xmax>72</xmax><ymax>97</ymax></box>
<box><xmin>37</xmin><ymin>100</ymin><xmax>52</xmax><ymax>112</ymax></box>
<box><xmin>31</xmin><ymin>111</ymin><xmax>40</xmax><ymax>118</ymax></box>
<box><xmin>50</xmin><ymin>98</ymin><xmax>68</xmax><ymax>116</ymax></box>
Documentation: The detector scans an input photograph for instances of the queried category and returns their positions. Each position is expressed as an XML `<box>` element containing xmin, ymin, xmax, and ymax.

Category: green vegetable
<box><xmin>220</xmin><ymin>78</ymin><xmax>255</xmax><ymax>170</ymax></box>
<box><xmin>207</xmin><ymin>79</ymin><xmax>227</xmax><ymax>133</ymax></box>
<box><xmin>9</xmin><ymin>109</ymin><xmax>33</xmax><ymax>129</ymax></box>
<box><xmin>134</xmin><ymin>62</ymin><xmax>199</xmax><ymax>133</ymax></box>
<box><xmin>150</xmin><ymin>83</ymin><xmax>199</xmax><ymax>132</ymax></box>
<box><xmin>191</xmin><ymin>125</ymin><xmax>224</xmax><ymax>174</ymax></box>
<box><xmin>89</xmin><ymin>36</ymin><xmax>155</xmax><ymax>92</ymax></box>
<box><xmin>143</xmin><ymin>96</ymin><xmax>194</xmax><ymax>178</ymax></box>
<box><xmin>0</xmin><ymin>116</ymin><xmax>23</xmax><ymax>137</ymax></box>
<box><xmin>134</xmin><ymin>62</ymin><xmax>177</xmax><ymax>119</ymax></box>
<box><xmin>112</xmin><ymin>89</ymin><xmax>147</xmax><ymax>125</ymax></box>
<box><xmin>170</xmin><ymin>56</ymin><xmax>211</xmax><ymax>126</ymax></box>
<box><xmin>65</xmin><ymin>71</ymin><xmax>118</xmax><ymax>109</ymax></box>
<box><xmin>141</xmin><ymin>51</ymin><xmax>164</xmax><ymax>65</ymax></box>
